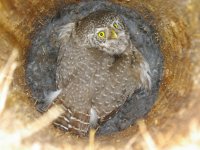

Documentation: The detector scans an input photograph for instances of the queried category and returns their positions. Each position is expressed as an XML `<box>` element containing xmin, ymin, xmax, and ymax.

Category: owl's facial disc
<box><xmin>94</xmin><ymin>25</ymin><xmax>130</xmax><ymax>56</ymax></box>
<box><xmin>75</xmin><ymin>11</ymin><xmax>130</xmax><ymax>55</ymax></box>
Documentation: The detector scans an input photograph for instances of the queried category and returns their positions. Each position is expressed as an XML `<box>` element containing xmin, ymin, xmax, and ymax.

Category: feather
<box><xmin>89</xmin><ymin>108</ymin><xmax>99</xmax><ymax>128</ymax></box>
<box><xmin>44</xmin><ymin>89</ymin><xmax>62</xmax><ymax>102</ymax></box>
<box><xmin>58</xmin><ymin>22</ymin><xmax>75</xmax><ymax>41</ymax></box>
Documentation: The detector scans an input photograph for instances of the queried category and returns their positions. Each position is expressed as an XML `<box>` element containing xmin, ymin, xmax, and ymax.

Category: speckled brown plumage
<box><xmin>53</xmin><ymin>10</ymin><xmax>151</xmax><ymax>135</ymax></box>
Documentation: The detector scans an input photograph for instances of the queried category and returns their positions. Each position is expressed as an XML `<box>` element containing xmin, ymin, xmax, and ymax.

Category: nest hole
<box><xmin>0</xmin><ymin>0</ymin><xmax>195</xmax><ymax>149</ymax></box>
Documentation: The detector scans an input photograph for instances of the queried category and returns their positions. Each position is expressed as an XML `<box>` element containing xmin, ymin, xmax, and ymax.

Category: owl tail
<box><xmin>53</xmin><ymin>105</ymin><xmax>92</xmax><ymax>136</ymax></box>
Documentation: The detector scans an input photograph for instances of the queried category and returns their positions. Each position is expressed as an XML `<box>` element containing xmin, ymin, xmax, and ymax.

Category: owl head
<box><xmin>59</xmin><ymin>10</ymin><xmax>130</xmax><ymax>56</ymax></box>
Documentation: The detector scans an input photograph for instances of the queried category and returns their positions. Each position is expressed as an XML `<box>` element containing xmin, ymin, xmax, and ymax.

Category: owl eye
<box><xmin>113</xmin><ymin>23</ymin><xmax>119</xmax><ymax>29</ymax></box>
<box><xmin>98</xmin><ymin>31</ymin><xmax>105</xmax><ymax>38</ymax></box>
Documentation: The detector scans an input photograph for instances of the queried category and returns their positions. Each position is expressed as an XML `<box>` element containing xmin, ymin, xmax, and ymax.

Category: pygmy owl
<box><xmin>40</xmin><ymin>10</ymin><xmax>151</xmax><ymax>135</ymax></box>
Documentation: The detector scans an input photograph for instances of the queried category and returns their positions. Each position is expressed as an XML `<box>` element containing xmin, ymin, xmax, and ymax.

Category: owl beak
<box><xmin>110</xmin><ymin>29</ymin><xmax>118</xmax><ymax>39</ymax></box>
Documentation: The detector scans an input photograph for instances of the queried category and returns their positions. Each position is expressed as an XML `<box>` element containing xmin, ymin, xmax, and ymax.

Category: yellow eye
<box><xmin>113</xmin><ymin>23</ymin><xmax>118</xmax><ymax>29</ymax></box>
<box><xmin>98</xmin><ymin>31</ymin><xmax>105</xmax><ymax>38</ymax></box>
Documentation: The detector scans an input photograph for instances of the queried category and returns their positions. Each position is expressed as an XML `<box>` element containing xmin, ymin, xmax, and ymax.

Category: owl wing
<box><xmin>34</xmin><ymin>23</ymin><xmax>76</xmax><ymax>112</ymax></box>
<box><xmin>58</xmin><ymin>22</ymin><xmax>75</xmax><ymax>41</ymax></box>
<box><xmin>93</xmin><ymin>44</ymin><xmax>151</xmax><ymax>125</ymax></box>
<box><xmin>130</xmin><ymin>45</ymin><xmax>151</xmax><ymax>90</ymax></box>
<box><xmin>91</xmin><ymin>54</ymin><xmax>134</xmax><ymax>122</ymax></box>
<box><xmin>55</xmin><ymin>45</ymin><xmax>102</xmax><ymax>135</ymax></box>
<box><xmin>56</xmin><ymin>22</ymin><xmax>76</xmax><ymax>64</ymax></box>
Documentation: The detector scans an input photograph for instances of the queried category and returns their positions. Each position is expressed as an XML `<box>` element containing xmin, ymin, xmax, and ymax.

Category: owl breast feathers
<box><xmin>52</xmin><ymin>10</ymin><xmax>151</xmax><ymax>135</ymax></box>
